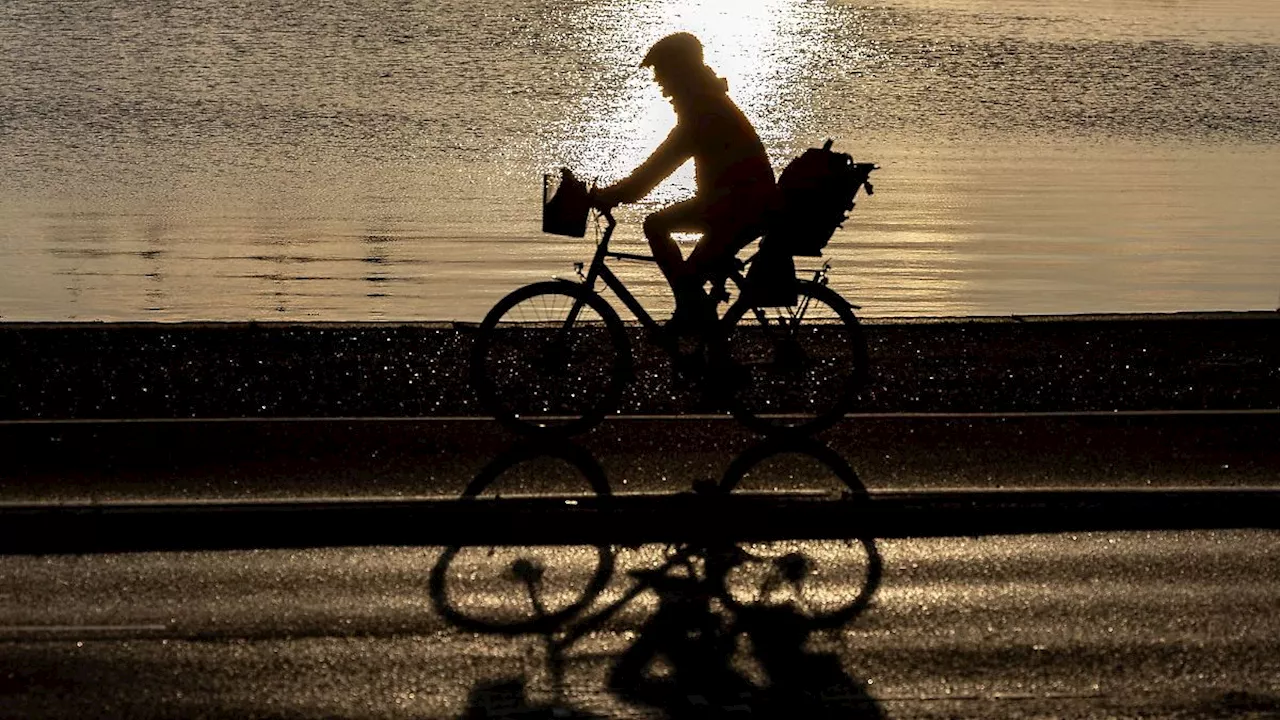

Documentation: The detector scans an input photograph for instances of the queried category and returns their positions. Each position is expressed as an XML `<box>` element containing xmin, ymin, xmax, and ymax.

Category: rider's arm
<box><xmin>595</xmin><ymin>127</ymin><xmax>691</xmax><ymax>207</ymax></box>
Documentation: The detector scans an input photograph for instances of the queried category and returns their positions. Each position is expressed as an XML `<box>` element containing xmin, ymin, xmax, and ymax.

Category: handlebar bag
<box><xmin>542</xmin><ymin>168</ymin><xmax>591</xmax><ymax>238</ymax></box>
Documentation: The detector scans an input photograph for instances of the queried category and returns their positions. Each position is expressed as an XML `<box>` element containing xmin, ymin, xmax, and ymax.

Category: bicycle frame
<box><xmin>567</xmin><ymin>209</ymin><xmax>666</xmax><ymax>332</ymax></box>
<box><xmin>563</xmin><ymin>209</ymin><xmax>834</xmax><ymax>337</ymax></box>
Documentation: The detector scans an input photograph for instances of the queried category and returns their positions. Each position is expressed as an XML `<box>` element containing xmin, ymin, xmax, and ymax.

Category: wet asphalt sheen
<box><xmin>1</xmin><ymin>532</ymin><xmax>1278</xmax><ymax>719</ymax></box>
<box><xmin>1</xmin><ymin>412</ymin><xmax>1278</xmax><ymax>718</ymax></box>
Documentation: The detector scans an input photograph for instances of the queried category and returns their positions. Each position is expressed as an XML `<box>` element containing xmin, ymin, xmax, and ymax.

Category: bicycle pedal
<box><xmin>697</xmin><ymin>365</ymin><xmax>745</xmax><ymax>401</ymax></box>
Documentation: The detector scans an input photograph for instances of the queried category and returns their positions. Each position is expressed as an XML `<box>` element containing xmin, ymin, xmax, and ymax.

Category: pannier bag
<box><xmin>542</xmin><ymin>168</ymin><xmax>591</xmax><ymax>237</ymax></box>
<box><xmin>743</xmin><ymin>247</ymin><xmax>799</xmax><ymax>307</ymax></box>
<box><xmin>763</xmin><ymin>140</ymin><xmax>875</xmax><ymax>257</ymax></box>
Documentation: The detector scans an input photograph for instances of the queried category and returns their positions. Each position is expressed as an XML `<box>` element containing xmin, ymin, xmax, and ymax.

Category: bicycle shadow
<box><xmin>607</xmin><ymin>566</ymin><xmax>885</xmax><ymax>720</ymax></box>
<box><xmin>431</xmin><ymin>437</ymin><xmax>885</xmax><ymax>719</ymax></box>
<box><xmin>608</xmin><ymin>436</ymin><xmax>884</xmax><ymax>719</ymax></box>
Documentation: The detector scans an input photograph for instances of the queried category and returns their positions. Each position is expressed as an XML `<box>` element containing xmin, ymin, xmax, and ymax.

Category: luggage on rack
<box><xmin>762</xmin><ymin>140</ymin><xmax>875</xmax><ymax>257</ymax></box>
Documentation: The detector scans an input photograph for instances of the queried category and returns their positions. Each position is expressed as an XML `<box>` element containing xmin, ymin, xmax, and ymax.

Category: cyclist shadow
<box><xmin>434</xmin><ymin>437</ymin><xmax>884</xmax><ymax>719</ymax></box>
<box><xmin>608</xmin><ymin>437</ymin><xmax>884</xmax><ymax>719</ymax></box>
<box><xmin>609</xmin><ymin>578</ymin><xmax>884</xmax><ymax>720</ymax></box>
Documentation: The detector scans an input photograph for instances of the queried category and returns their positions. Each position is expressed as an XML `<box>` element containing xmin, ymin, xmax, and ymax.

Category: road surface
<box><xmin>2</xmin><ymin>413</ymin><xmax>1277</xmax><ymax>717</ymax></box>
<box><xmin>1</xmin><ymin>533</ymin><xmax>1278</xmax><ymax>719</ymax></box>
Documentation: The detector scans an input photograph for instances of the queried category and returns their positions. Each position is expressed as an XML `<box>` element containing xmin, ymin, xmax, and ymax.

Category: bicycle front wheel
<box><xmin>428</xmin><ymin>441</ymin><xmax>615</xmax><ymax>635</ymax></box>
<box><xmin>721</xmin><ymin>280</ymin><xmax>868</xmax><ymax>437</ymax></box>
<box><xmin>471</xmin><ymin>281</ymin><xmax>631</xmax><ymax>437</ymax></box>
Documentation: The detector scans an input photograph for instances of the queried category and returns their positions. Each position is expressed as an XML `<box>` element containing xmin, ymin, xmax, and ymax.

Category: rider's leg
<box><xmin>685</xmin><ymin>228</ymin><xmax>738</xmax><ymax>280</ymax></box>
<box><xmin>643</xmin><ymin>198</ymin><xmax>705</xmax><ymax>287</ymax></box>
<box><xmin>643</xmin><ymin>200</ymin><xmax>719</xmax><ymax>333</ymax></box>
<box><xmin>685</xmin><ymin>193</ymin><xmax>768</xmax><ymax>279</ymax></box>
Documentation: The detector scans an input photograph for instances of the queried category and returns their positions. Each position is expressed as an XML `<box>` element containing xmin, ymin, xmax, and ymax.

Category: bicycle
<box><xmin>470</xmin><ymin>198</ymin><xmax>873</xmax><ymax>439</ymax></box>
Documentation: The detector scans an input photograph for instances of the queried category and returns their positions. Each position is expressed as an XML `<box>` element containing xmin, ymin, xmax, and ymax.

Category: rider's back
<box><xmin>607</xmin><ymin>71</ymin><xmax>776</xmax><ymax>212</ymax></box>
<box><xmin>675</xmin><ymin>81</ymin><xmax>775</xmax><ymax>200</ymax></box>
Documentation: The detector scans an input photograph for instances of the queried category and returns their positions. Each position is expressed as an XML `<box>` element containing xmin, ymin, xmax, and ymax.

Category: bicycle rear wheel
<box><xmin>721</xmin><ymin>280</ymin><xmax>868</xmax><ymax>437</ymax></box>
<box><xmin>471</xmin><ymin>281</ymin><xmax>631</xmax><ymax>437</ymax></box>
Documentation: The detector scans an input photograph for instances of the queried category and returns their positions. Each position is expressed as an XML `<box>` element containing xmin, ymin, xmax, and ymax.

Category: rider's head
<box><xmin>641</xmin><ymin>33</ymin><xmax>717</xmax><ymax>102</ymax></box>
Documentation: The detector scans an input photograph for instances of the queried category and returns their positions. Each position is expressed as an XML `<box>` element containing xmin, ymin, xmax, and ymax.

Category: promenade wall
<box><xmin>3</xmin><ymin>313</ymin><xmax>1276</xmax><ymax>419</ymax></box>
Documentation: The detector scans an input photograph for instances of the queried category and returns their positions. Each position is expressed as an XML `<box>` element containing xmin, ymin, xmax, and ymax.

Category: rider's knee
<box><xmin>643</xmin><ymin>213</ymin><xmax>669</xmax><ymax>244</ymax></box>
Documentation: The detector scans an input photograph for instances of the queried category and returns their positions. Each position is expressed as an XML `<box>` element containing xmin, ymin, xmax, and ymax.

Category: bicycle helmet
<box><xmin>641</xmin><ymin>32</ymin><xmax>704</xmax><ymax>71</ymax></box>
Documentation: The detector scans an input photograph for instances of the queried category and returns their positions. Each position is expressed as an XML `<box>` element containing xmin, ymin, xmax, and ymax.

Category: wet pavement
<box><xmin>1</xmin><ymin>413</ymin><xmax>1278</xmax><ymax>717</ymax></box>
<box><xmin>2</xmin><ymin>532</ymin><xmax>1278</xmax><ymax>719</ymax></box>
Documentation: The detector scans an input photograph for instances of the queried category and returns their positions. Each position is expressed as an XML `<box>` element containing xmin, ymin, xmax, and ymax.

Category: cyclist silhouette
<box><xmin>591</xmin><ymin>32</ymin><xmax>778</xmax><ymax>333</ymax></box>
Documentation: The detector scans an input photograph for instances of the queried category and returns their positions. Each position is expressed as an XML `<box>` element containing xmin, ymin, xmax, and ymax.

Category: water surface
<box><xmin>2</xmin><ymin>0</ymin><xmax>1278</xmax><ymax>320</ymax></box>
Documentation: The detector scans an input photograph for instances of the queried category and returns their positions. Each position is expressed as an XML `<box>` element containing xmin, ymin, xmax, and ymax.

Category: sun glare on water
<box><xmin>556</xmin><ymin>0</ymin><xmax>846</xmax><ymax>200</ymax></box>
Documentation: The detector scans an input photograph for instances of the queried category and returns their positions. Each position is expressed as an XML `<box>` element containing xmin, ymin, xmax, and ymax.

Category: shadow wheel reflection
<box><xmin>428</xmin><ymin>441</ymin><xmax>615</xmax><ymax>635</ymax></box>
<box><xmin>710</xmin><ymin>437</ymin><xmax>882</xmax><ymax>629</ymax></box>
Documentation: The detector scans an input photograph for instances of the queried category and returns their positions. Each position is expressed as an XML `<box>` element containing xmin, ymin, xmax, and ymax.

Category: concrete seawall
<box><xmin>3</xmin><ymin>312</ymin><xmax>1276</xmax><ymax>419</ymax></box>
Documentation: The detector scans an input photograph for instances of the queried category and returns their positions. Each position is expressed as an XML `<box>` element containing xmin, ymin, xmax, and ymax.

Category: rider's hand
<box><xmin>590</xmin><ymin>186</ymin><xmax>619</xmax><ymax>211</ymax></box>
